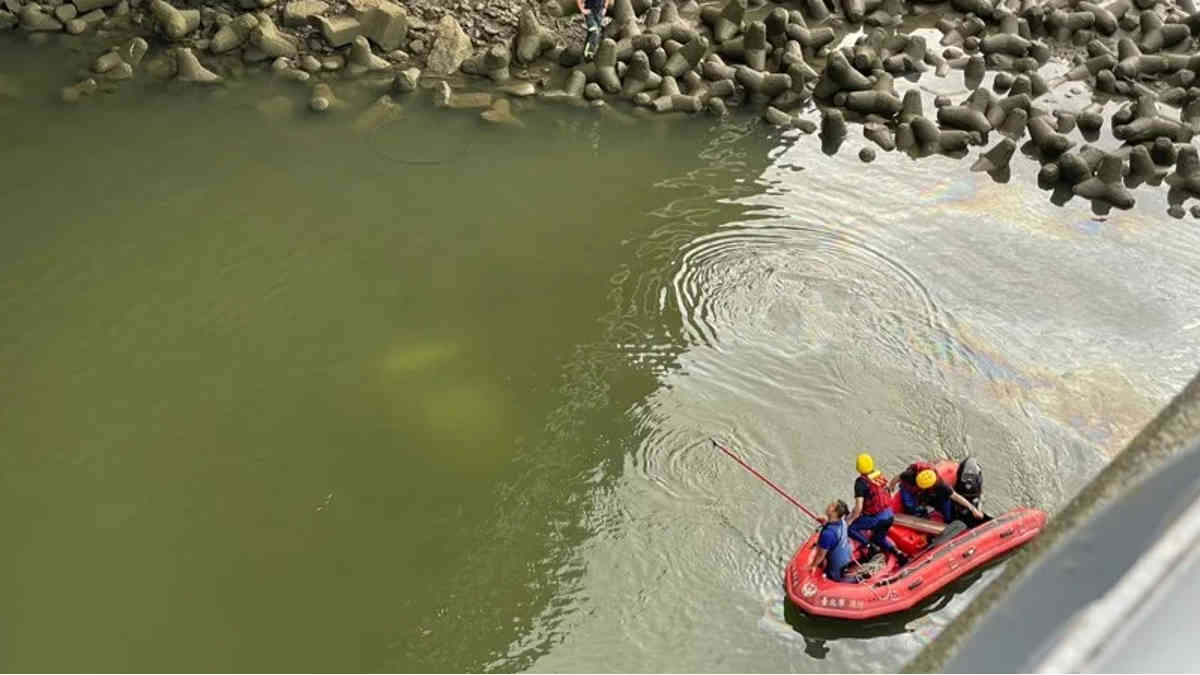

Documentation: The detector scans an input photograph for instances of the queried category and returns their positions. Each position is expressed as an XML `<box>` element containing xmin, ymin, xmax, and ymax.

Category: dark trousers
<box><xmin>848</xmin><ymin>510</ymin><xmax>901</xmax><ymax>555</ymax></box>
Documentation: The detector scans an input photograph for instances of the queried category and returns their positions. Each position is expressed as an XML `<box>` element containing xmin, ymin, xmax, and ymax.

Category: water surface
<box><xmin>2</xmin><ymin>35</ymin><xmax>1199</xmax><ymax>672</ymax></box>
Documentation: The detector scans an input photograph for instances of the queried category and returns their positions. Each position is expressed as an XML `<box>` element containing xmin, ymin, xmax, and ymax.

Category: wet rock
<box><xmin>252</xmin><ymin>12</ymin><xmax>297</xmax><ymax>57</ymax></box>
<box><xmin>144</xmin><ymin>52</ymin><xmax>176</xmax><ymax>79</ymax></box>
<box><xmin>283</xmin><ymin>0</ymin><xmax>326</xmax><ymax>27</ymax></box>
<box><xmin>310</xmin><ymin>81</ymin><xmax>340</xmax><ymax>111</ymax></box>
<box><xmin>75</xmin><ymin>0</ymin><xmax>119</xmax><ymax>11</ymax></box>
<box><xmin>426</xmin><ymin>14</ymin><xmax>471</xmax><ymax>75</ymax></box>
<box><xmin>175</xmin><ymin>47</ymin><xmax>221</xmax><ymax>83</ymax></box>
<box><xmin>499</xmin><ymin>81</ymin><xmax>537</xmax><ymax>97</ymax></box>
<box><xmin>53</xmin><ymin>4</ymin><xmax>75</xmax><ymax>21</ymax></box>
<box><xmin>358</xmin><ymin>0</ymin><xmax>406</xmax><ymax>51</ymax></box>
<box><xmin>515</xmin><ymin>8</ymin><xmax>555</xmax><ymax>63</ymax></box>
<box><xmin>970</xmin><ymin>137</ymin><xmax>1016</xmax><ymax>172</ymax></box>
<box><xmin>584</xmin><ymin>82</ymin><xmax>603</xmax><ymax>100</ymax></box>
<box><xmin>321</xmin><ymin>55</ymin><xmax>343</xmax><ymax>70</ymax></box>
<box><xmin>61</xmin><ymin>76</ymin><xmax>98</xmax><ymax>103</ymax></box>
<box><xmin>93</xmin><ymin>50</ymin><xmax>124</xmax><ymax>73</ymax></box>
<box><xmin>1166</xmin><ymin>145</ymin><xmax>1200</xmax><ymax>195</ymax></box>
<box><xmin>211</xmin><ymin>12</ymin><xmax>256</xmax><ymax>53</ymax></box>
<box><xmin>353</xmin><ymin>94</ymin><xmax>403</xmax><ymax>133</ymax></box>
<box><xmin>1074</xmin><ymin>153</ymin><xmax>1134</xmax><ymax>208</ymax></box>
<box><xmin>256</xmin><ymin>94</ymin><xmax>295</xmax><ymax>121</ymax></box>
<box><xmin>315</xmin><ymin>15</ymin><xmax>361</xmax><ymax>47</ymax></box>
<box><xmin>393</xmin><ymin>66</ymin><xmax>420</xmax><ymax>92</ymax></box>
<box><xmin>480</xmin><ymin>42</ymin><xmax>509</xmax><ymax>82</ymax></box>
<box><xmin>150</xmin><ymin>0</ymin><xmax>198</xmax><ymax>39</ymax></box>
<box><xmin>105</xmin><ymin>60</ymin><xmax>133</xmax><ymax>80</ymax></box>
<box><xmin>275</xmin><ymin>66</ymin><xmax>309</xmax><ymax>82</ymax></box>
<box><xmin>859</xmin><ymin>147</ymin><xmax>876</xmax><ymax>162</ymax></box>
<box><xmin>707</xmin><ymin>97</ymin><xmax>728</xmax><ymax>117</ymax></box>
<box><xmin>481</xmin><ymin>97</ymin><xmax>524</xmax><ymax>127</ymax></box>
<box><xmin>20</xmin><ymin>5</ymin><xmax>63</xmax><ymax>30</ymax></box>
<box><xmin>301</xmin><ymin>54</ymin><xmax>322</xmax><ymax>72</ymax></box>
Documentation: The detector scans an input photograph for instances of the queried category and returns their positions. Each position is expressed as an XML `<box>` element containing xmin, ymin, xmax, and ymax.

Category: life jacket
<box><xmin>823</xmin><ymin>519</ymin><xmax>853</xmax><ymax>579</ymax></box>
<box><xmin>861</xmin><ymin>470</ymin><xmax>892</xmax><ymax>515</ymax></box>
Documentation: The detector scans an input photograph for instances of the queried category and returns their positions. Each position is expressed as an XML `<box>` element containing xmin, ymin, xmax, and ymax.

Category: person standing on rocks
<box><xmin>577</xmin><ymin>0</ymin><xmax>612</xmax><ymax>60</ymax></box>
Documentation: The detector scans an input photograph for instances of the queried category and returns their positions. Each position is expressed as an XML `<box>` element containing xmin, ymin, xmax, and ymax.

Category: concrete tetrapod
<box><xmin>1166</xmin><ymin>145</ymin><xmax>1200</xmax><ymax>196</ymax></box>
<box><xmin>175</xmin><ymin>47</ymin><xmax>221</xmax><ymax>83</ymax></box>
<box><xmin>516</xmin><ymin>8</ymin><xmax>556</xmax><ymax>63</ymax></box>
<box><xmin>700</xmin><ymin>0</ymin><xmax>745</xmax><ymax>43</ymax></box>
<box><xmin>1073</xmin><ymin>153</ymin><xmax>1135</xmax><ymax>208</ymax></box>
<box><xmin>970</xmin><ymin>137</ymin><xmax>1016</xmax><ymax>172</ymax></box>
<box><xmin>348</xmin><ymin>35</ymin><xmax>392</xmax><ymax>75</ymax></box>
<box><xmin>1127</xmin><ymin>145</ymin><xmax>1167</xmax><ymax>186</ymax></box>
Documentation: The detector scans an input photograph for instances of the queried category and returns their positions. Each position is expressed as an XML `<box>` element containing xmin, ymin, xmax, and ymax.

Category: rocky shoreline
<box><xmin>4</xmin><ymin>0</ymin><xmax>1200</xmax><ymax>214</ymax></box>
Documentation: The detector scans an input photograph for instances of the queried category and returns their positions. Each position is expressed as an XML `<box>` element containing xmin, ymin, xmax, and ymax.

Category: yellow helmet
<box><xmin>856</xmin><ymin>453</ymin><xmax>875</xmax><ymax>475</ymax></box>
<box><xmin>916</xmin><ymin>469</ymin><xmax>938</xmax><ymax>490</ymax></box>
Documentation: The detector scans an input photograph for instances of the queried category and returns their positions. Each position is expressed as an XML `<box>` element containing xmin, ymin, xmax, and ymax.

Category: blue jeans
<box><xmin>848</xmin><ymin>509</ymin><xmax>901</xmax><ymax>555</ymax></box>
<box><xmin>584</xmin><ymin>3</ymin><xmax>605</xmax><ymax>54</ymax></box>
<box><xmin>902</xmin><ymin>487</ymin><xmax>953</xmax><ymax>521</ymax></box>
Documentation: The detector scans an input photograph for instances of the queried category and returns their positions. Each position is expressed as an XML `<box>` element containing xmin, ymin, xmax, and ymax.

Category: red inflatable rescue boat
<box><xmin>785</xmin><ymin>461</ymin><xmax>1047</xmax><ymax>620</ymax></box>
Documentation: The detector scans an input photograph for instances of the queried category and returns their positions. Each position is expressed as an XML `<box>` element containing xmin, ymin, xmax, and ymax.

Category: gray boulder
<box><xmin>426</xmin><ymin>15</ymin><xmax>471</xmax><ymax>75</ymax></box>
<box><xmin>358</xmin><ymin>0</ymin><xmax>406</xmax><ymax>50</ymax></box>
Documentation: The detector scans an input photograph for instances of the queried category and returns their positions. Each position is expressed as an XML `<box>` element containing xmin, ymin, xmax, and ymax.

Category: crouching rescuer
<box><xmin>848</xmin><ymin>453</ymin><xmax>908</xmax><ymax>566</ymax></box>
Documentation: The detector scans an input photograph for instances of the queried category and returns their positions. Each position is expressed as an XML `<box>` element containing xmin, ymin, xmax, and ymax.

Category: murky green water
<box><xmin>3</xmin><ymin>35</ymin><xmax>1200</xmax><ymax>672</ymax></box>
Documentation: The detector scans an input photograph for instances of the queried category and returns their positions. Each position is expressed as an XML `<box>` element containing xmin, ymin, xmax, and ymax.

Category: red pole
<box><xmin>712</xmin><ymin>440</ymin><xmax>822</xmax><ymax>524</ymax></box>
